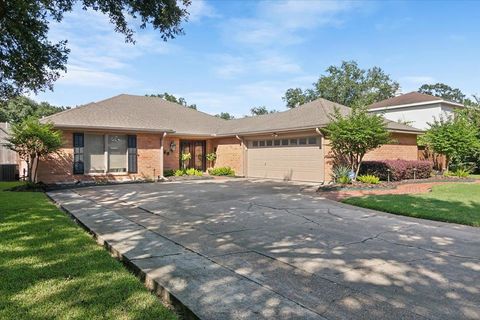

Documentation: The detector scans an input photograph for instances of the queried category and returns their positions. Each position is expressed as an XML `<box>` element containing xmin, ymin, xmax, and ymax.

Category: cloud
<box><xmin>57</xmin><ymin>65</ymin><xmax>139</xmax><ymax>88</ymax></box>
<box><xmin>188</xmin><ymin>0</ymin><xmax>219</xmax><ymax>22</ymax></box>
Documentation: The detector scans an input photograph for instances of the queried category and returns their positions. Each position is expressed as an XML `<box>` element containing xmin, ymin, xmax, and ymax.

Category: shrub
<box><xmin>163</xmin><ymin>169</ymin><xmax>175</xmax><ymax>177</ymax></box>
<box><xmin>453</xmin><ymin>168</ymin><xmax>470</xmax><ymax>178</ymax></box>
<box><xmin>360</xmin><ymin>160</ymin><xmax>433</xmax><ymax>181</ymax></box>
<box><xmin>331</xmin><ymin>165</ymin><xmax>352</xmax><ymax>183</ymax></box>
<box><xmin>208</xmin><ymin>166</ymin><xmax>235</xmax><ymax>176</ymax></box>
<box><xmin>174</xmin><ymin>169</ymin><xmax>185</xmax><ymax>177</ymax></box>
<box><xmin>357</xmin><ymin>174</ymin><xmax>380</xmax><ymax>184</ymax></box>
<box><xmin>174</xmin><ymin>168</ymin><xmax>203</xmax><ymax>177</ymax></box>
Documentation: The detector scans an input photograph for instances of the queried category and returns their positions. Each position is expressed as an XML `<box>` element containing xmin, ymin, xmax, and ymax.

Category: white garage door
<box><xmin>247</xmin><ymin>136</ymin><xmax>324</xmax><ymax>182</ymax></box>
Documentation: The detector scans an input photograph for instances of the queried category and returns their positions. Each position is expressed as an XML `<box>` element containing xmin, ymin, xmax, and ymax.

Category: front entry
<box><xmin>179</xmin><ymin>140</ymin><xmax>206</xmax><ymax>171</ymax></box>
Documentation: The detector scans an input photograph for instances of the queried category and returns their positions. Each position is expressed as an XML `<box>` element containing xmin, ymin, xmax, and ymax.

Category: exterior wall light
<box><xmin>170</xmin><ymin>141</ymin><xmax>177</xmax><ymax>152</ymax></box>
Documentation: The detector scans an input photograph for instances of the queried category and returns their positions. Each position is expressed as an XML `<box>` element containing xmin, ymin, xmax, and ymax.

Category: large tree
<box><xmin>215</xmin><ymin>112</ymin><xmax>235</xmax><ymax>120</ymax></box>
<box><xmin>7</xmin><ymin>117</ymin><xmax>63</xmax><ymax>183</ymax></box>
<box><xmin>147</xmin><ymin>92</ymin><xmax>196</xmax><ymax>109</ymax></box>
<box><xmin>283</xmin><ymin>61</ymin><xmax>399</xmax><ymax>108</ymax></box>
<box><xmin>418</xmin><ymin>83</ymin><xmax>466</xmax><ymax>103</ymax></box>
<box><xmin>324</xmin><ymin>105</ymin><xmax>391</xmax><ymax>178</ymax></box>
<box><xmin>421</xmin><ymin>114</ymin><xmax>480</xmax><ymax>170</ymax></box>
<box><xmin>0</xmin><ymin>96</ymin><xmax>67</xmax><ymax>123</ymax></box>
<box><xmin>1</xmin><ymin>0</ymin><xmax>190</xmax><ymax>101</ymax></box>
<box><xmin>250</xmin><ymin>106</ymin><xmax>277</xmax><ymax>116</ymax></box>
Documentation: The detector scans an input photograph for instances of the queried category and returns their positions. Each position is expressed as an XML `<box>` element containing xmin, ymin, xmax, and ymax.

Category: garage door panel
<box><xmin>247</xmin><ymin>144</ymin><xmax>324</xmax><ymax>182</ymax></box>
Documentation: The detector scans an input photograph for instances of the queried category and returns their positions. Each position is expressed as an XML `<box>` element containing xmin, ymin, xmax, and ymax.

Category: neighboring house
<box><xmin>38</xmin><ymin>94</ymin><xmax>422</xmax><ymax>184</ymax></box>
<box><xmin>0</xmin><ymin>122</ymin><xmax>20</xmax><ymax>181</ymax></box>
<box><xmin>368</xmin><ymin>92</ymin><xmax>464</xmax><ymax>130</ymax></box>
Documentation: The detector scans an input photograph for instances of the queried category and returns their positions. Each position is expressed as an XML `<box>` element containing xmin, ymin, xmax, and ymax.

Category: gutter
<box><xmin>53</xmin><ymin>124</ymin><xmax>175</xmax><ymax>134</ymax></box>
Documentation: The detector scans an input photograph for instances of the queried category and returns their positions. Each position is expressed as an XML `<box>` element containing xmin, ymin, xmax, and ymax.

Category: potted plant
<box><xmin>181</xmin><ymin>152</ymin><xmax>191</xmax><ymax>170</ymax></box>
<box><xmin>206</xmin><ymin>152</ymin><xmax>217</xmax><ymax>168</ymax></box>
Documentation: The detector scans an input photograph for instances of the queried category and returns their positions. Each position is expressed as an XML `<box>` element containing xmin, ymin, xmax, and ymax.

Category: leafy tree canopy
<box><xmin>0</xmin><ymin>96</ymin><xmax>67</xmax><ymax>124</ymax></box>
<box><xmin>283</xmin><ymin>61</ymin><xmax>399</xmax><ymax>108</ymax></box>
<box><xmin>250</xmin><ymin>106</ymin><xmax>278</xmax><ymax>116</ymax></box>
<box><xmin>147</xmin><ymin>92</ymin><xmax>197</xmax><ymax>109</ymax></box>
<box><xmin>324</xmin><ymin>105</ymin><xmax>391</xmax><ymax>177</ymax></box>
<box><xmin>1</xmin><ymin>0</ymin><xmax>190</xmax><ymax>101</ymax></box>
<box><xmin>418</xmin><ymin>83</ymin><xmax>466</xmax><ymax>104</ymax></box>
<box><xmin>7</xmin><ymin>117</ymin><xmax>63</xmax><ymax>183</ymax></box>
<box><xmin>421</xmin><ymin>114</ymin><xmax>480</xmax><ymax>170</ymax></box>
<box><xmin>215</xmin><ymin>112</ymin><xmax>235</xmax><ymax>120</ymax></box>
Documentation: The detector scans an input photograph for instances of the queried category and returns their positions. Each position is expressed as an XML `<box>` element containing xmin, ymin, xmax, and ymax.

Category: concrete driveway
<box><xmin>48</xmin><ymin>179</ymin><xmax>480</xmax><ymax>320</ymax></box>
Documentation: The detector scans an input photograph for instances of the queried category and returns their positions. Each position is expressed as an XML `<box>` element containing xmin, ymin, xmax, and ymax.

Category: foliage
<box><xmin>180</xmin><ymin>152</ymin><xmax>191</xmax><ymax>170</ymax></box>
<box><xmin>331</xmin><ymin>165</ymin><xmax>351</xmax><ymax>184</ymax></box>
<box><xmin>174</xmin><ymin>168</ymin><xmax>203</xmax><ymax>176</ymax></box>
<box><xmin>324</xmin><ymin>105</ymin><xmax>391</xmax><ymax>178</ymax></box>
<box><xmin>0</xmin><ymin>96</ymin><xmax>67</xmax><ymax>123</ymax></box>
<box><xmin>146</xmin><ymin>92</ymin><xmax>196</xmax><ymax>109</ymax></box>
<box><xmin>343</xmin><ymin>183</ymin><xmax>480</xmax><ymax>227</ymax></box>
<box><xmin>163</xmin><ymin>169</ymin><xmax>175</xmax><ymax>177</ymax></box>
<box><xmin>250</xmin><ymin>106</ymin><xmax>278</xmax><ymax>116</ymax></box>
<box><xmin>206</xmin><ymin>152</ymin><xmax>217</xmax><ymax>162</ymax></box>
<box><xmin>418</xmin><ymin>83</ymin><xmax>466</xmax><ymax>103</ymax></box>
<box><xmin>357</xmin><ymin>175</ymin><xmax>380</xmax><ymax>184</ymax></box>
<box><xmin>7</xmin><ymin>118</ymin><xmax>62</xmax><ymax>183</ymax></box>
<box><xmin>215</xmin><ymin>112</ymin><xmax>235</xmax><ymax>120</ymax></box>
<box><xmin>1</xmin><ymin>1</ymin><xmax>190</xmax><ymax>101</ymax></box>
<box><xmin>208</xmin><ymin>166</ymin><xmax>235</xmax><ymax>176</ymax></box>
<box><xmin>421</xmin><ymin>114</ymin><xmax>480</xmax><ymax>170</ymax></box>
<box><xmin>453</xmin><ymin>168</ymin><xmax>470</xmax><ymax>178</ymax></box>
<box><xmin>283</xmin><ymin>61</ymin><xmax>399</xmax><ymax>108</ymax></box>
<box><xmin>446</xmin><ymin>163</ymin><xmax>475</xmax><ymax>178</ymax></box>
<box><xmin>360</xmin><ymin>160</ymin><xmax>433</xmax><ymax>181</ymax></box>
<box><xmin>0</xmin><ymin>182</ymin><xmax>177</xmax><ymax>319</ymax></box>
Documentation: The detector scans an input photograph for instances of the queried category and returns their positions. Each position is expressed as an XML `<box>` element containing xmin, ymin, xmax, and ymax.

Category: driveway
<box><xmin>48</xmin><ymin>179</ymin><xmax>480</xmax><ymax>320</ymax></box>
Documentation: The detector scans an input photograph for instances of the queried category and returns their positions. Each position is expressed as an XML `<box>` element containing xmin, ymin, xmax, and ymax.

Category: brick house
<box><xmin>38</xmin><ymin>94</ymin><xmax>422</xmax><ymax>184</ymax></box>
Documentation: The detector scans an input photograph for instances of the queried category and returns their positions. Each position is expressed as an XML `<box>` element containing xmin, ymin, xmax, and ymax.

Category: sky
<box><xmin>35</xmin><ymin>0</ymin><xmax>480</xmax><ymax>117</ymax></box>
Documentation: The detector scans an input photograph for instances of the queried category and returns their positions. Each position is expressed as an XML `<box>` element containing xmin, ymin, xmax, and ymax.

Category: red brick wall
<box><xmin>163</xmin><ymin>137</ymin><xmax>180</xmax><ymax>171</ymax></box>
<box><xmin>211</xmin><ymin>137</ymin><xmax>244</xmax><ymax>176</ymax></box>
<box><xmin>37</xmin><ymin>130</ymin><xmax>163</xmax><ymax>183</ymax></box>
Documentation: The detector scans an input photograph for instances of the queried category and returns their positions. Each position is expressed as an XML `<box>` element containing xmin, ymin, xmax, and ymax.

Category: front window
<box><xmin>83</xmin><ymin>134</ymin><xmax>128</xmax><ymax>174</ymax></box>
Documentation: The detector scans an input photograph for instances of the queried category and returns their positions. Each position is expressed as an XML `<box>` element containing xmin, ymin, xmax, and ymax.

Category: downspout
<box><xmin>235</xmin><ymin>135</ymin><xmax>246</xmax><ymax>177</ymax></box>
<box><xmin>315</xmin><ymin>128</ymin><xmax>326</xmax><ymax>183</ymax></box>
<box><xmin>159</xmin><ymin>132</ymin><xmax>167</xmax><ymax>181</ymax></box>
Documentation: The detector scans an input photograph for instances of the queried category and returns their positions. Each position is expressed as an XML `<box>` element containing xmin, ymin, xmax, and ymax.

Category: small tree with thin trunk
<box><xmin>324</xmin><ymin>105</ymin><xmax>391</xmax><ymax>178</ymax></box>
<box><xmin>7</xmin><ymin>118</ymin><xmax>62</xmax><ymax>183</ymax></box>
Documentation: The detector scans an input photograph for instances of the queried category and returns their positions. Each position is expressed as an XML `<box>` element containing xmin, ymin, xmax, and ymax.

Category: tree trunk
<box><xmin>27</xmin><ymin>154</ymin><xmax>35</xmax><ymax>183</ymax></box>
<box><xmin>32</xmin><ymin>154</ymin><xmax>39</xmax><ymax>184</ymax></box>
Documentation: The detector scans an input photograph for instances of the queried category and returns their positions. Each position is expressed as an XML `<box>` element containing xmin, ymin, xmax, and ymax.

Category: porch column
<box><xmin>159</xmin><ymin>132</ymin><xmax>167</xmax><ymax>180</ymax></box>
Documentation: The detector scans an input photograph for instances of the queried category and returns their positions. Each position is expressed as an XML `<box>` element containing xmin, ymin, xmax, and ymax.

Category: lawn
<box><xmin>343</xmin><ymin>183</ymin><xmax>480</xmax><ymax>227</ymax></box>
<box><xmin>0</xmin><ymin>182</ymin><xmax>177</xmax><ymax>320</ymax></box>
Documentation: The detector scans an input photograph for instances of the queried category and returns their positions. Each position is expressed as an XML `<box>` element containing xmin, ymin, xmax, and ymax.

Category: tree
<box><xmin>0</xmin><ymin>96</ymin><xmax>67</xmax><ymax>123</ymax></box>
<box><xmin>146</xmin><ymin>92</ymin><xmax>197</xmax><ymax>109</ymax></box>
<box><xmin>418</xmin><ymin>83</ymin><xmax>466</xmax><ymax>103</ymax></box>
<box><xmin>283</xmin><ymin>61</ymin><xmax>399</xmax><ymax>108</ymax></box>
<box><xmin>324</xmin><ymin>105</ymin><xmax>391</xmax><ymax>178</ymax></box>
<box><xmin>215</xmin><ymin>112</ymin><xmax>235</xmax><ymax>120</ymax></box>
<box><xmin>250</xmin><ymin>106</ymin><xmax>278</xmax><ymax>116</ymax></box>
<box><xmin>1</xmin><ymin>1</ymin><xmax>190</xmax><ymax>101</ymax></box>
<box><xmin>7</xmin><ymin>118</ymin><xmax>63</xmax><ymax>183</ymax></box>
<box><xmin>421</xmin><ymin>114</ymin><xmax>480</xmax><ymax>170</ymax></box>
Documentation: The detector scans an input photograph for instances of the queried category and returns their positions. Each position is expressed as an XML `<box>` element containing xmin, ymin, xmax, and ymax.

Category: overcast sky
<box><xmin>35</xmin><ymin>0</ymin><xmax>480</xmax><ymax>117</ymax></box>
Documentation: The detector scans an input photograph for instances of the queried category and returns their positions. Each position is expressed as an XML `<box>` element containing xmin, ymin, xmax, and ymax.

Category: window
<box><xmin>84</xmin><ymin>134</ymin><xmax>105</xmax><ymax>173</ymax></box>
<box><xmin>299</xmin><ymin>138</ymin><xmax>307</xmax><ymax>145</ymax></box>
<box><xmin>73</xmin><ymin>133</ymin><xmax>84</xmax><ymax>174</ymax></box>
<box><xmin>252</xmin><ymin>141</ymin><xmax>258</xmax><ymax>147</ymax></box>
<box><xmin>128</xmin><ymin>135</ymin><xmax>137</xmax><ymax>173</ymax></box>
<box><xmin>108</xmin><ymin>135</ymin><xmax>127</xmax><ymax>172</ymax></box>
<box><xmin>308</xmin><ymin>137</ymin><xmax>318</xmax><ymax>145</ymax></box>
<box><xmin>266</xmin><ymin>140</ymin><xmax>273</xmax><ymax>146</ymax></box>
<box><xmin>290</xmin><ymin>138</ymin><xmax>298</xmax><ymax>145</ymax></box>
<box><xmin>274</xmin><ymin>139</ymin><xmax>280</xmax><ymax>146</ymax></box>
<box><xmin>281</xmin><ymin>139</ymin><xmax>289</xmax><ymax>146</ymax></box>
<box><xmin>259</xmin><ymin>140</ymin><xmax>265</xmax><ymax>147</ymax></box>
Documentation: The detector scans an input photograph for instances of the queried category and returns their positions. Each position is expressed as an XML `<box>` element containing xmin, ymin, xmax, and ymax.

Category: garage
<box><xmin>246</xmin><ymin>135</ymin><xmax>324</xmax><ymax>182</ymax></box>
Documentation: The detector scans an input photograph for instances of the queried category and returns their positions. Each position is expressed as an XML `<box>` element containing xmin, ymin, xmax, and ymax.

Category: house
<box><xmin>0</xmin><ymin>122</ymin><xmax>20</xmax><ymax>181</ymax></box>
<box><xmin>38</xmin><ymin>94</ymin><xmax>423</xmax><ymax>184</ymax></box>
<box><xmin>368</xmin><ymin>91</ymin><xmax>465</xmax><ymax>130</ymax></box>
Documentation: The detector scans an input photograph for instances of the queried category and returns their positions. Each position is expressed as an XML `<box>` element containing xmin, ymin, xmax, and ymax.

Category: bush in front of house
<box><xmin>208</xmin><ymin>166</ymin><xmax>235</xmax><ymax>176</ymax></box>
<box><xmin>163</xmin><ymin>169</ymin><xmax>175</xmax><ymax>177</ymax></box>
<box><xmin>174</xmin><ymin>168</ymin><xmax>203</xmax><ymax>177</ymax></box>
<box><xmin>331</xmin><ymin>165</ymin><xmax>352</xmax><ymax>184</ymax></box>
<box><xmin>360</xmin><ymin>160</ymin><xmax>433</xmax><ymax>181</ymax></box>
<box><xmin>357</xmin><ymin>174</ymin><xmax>380</xmax><ymax>184</ymax></box>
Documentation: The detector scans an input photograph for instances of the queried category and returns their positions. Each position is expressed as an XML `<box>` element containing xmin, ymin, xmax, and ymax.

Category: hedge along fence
<box><xmin>359</xmin><ymin>160</ymin><xmax>433</xmax><ymax>181</ymax></box>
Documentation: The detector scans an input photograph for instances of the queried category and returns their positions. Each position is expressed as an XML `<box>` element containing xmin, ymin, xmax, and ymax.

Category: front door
<box><xmin>179</xmin><ymin>140</ymin><xmax>206</xmax><ymax>171</ymax></box>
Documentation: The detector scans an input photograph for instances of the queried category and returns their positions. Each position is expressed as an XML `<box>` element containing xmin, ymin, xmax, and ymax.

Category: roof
<box><xmin>368</xmin><ymin>92</ymin><xmax>464</xmax><ymax>110</ymax></box>
<box><xmin>42</xmin><ymin>94</ymin><xmax>423</xmax><ymax>136</ymax></box>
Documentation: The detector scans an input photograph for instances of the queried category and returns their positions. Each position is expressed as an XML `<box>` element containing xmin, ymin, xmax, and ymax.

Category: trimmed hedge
<box><xmin>208</xmin><ymin>166</ymin><xmax>235</xmax><ymax>176</ymax></box>
<box><xmin>359</xmin><ymin>160</ymin><xmax>433</xmax><ymax>181</ymax></box>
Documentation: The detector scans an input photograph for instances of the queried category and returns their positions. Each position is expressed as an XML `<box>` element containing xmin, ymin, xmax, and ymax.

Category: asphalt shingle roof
<box><xmin>42</xmin><ymin>94</ymin><xmax>423</xmax><ymax>136</ymax></box>
<box><xmin>368</xmin><ymin>91</ymin><xmax>458</xmax><ymax>110</ymax></box>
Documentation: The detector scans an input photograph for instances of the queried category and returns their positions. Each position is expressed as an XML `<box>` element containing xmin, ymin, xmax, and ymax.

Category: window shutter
<box><xmin>127</xmin><ymin>135</ymin><xmax>137</xmax><ymax>173</ymax></box>
<box><xmin>73</xmin><ymin>133</ymin><xmax>84</xmax><ymax>174</ymax></box>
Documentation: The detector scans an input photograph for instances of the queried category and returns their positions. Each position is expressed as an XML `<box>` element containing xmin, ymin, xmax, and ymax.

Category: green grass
<box><xmin>0</xmin><ymin>182</ymin><xmax>177</xmax><ymax>320</ymax></box>
<box><xmin>343</xmin><ymin>183</ymin><xmax>480</xmax><ymax>227</ymax></box>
